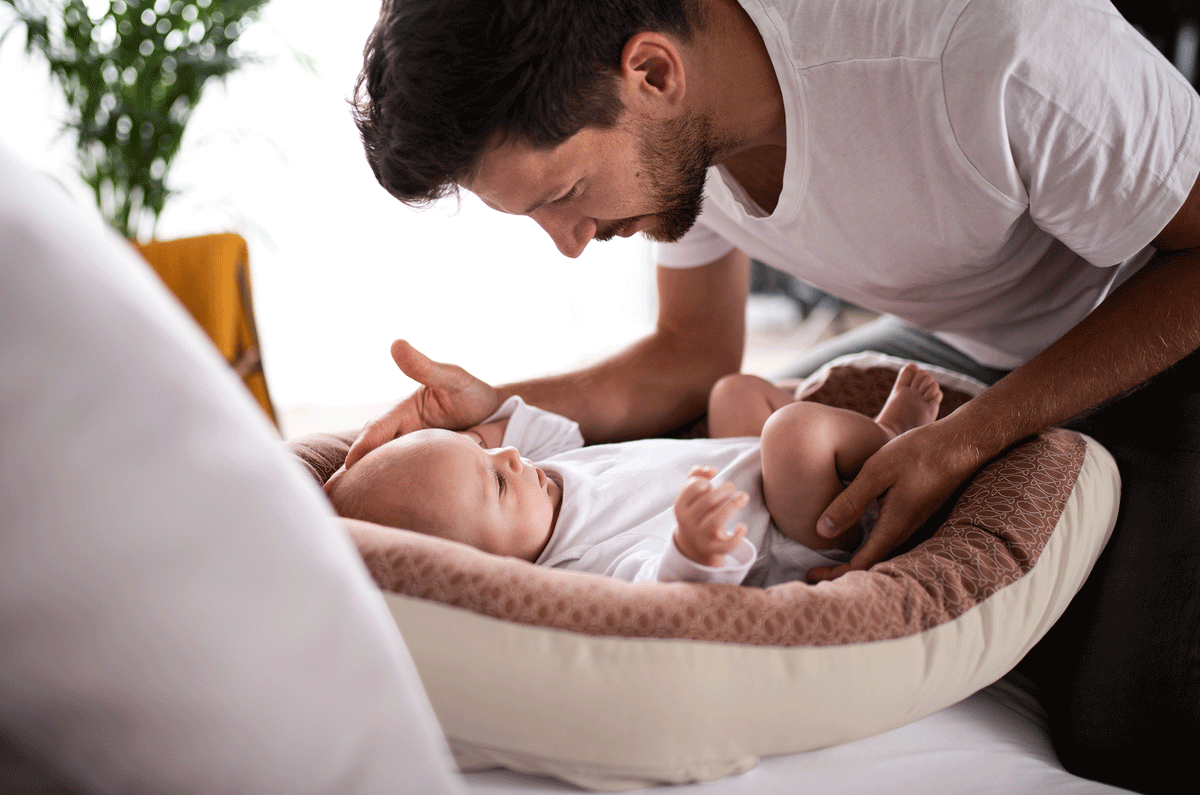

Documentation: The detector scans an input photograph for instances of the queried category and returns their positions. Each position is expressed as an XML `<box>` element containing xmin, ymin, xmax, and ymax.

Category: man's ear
<box><xmin>620</xmin><ymin>32</ymin><xmax>687</xmax><ymax>110</ymax></box>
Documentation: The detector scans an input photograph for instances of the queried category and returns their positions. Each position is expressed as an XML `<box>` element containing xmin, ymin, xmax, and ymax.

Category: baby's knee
<box><xmin>762</xmin><ymin>399</ymin><xmax>827</xmax><ymax>437</ymax></box>
<box><xmin>761</xmin><ymin>401</ymin><xmax>838</xmax><ymax>467</ymax></box>
<box><xmin>708</xmin><ymin>373</ymin><xmax>767</xmax><ymax>413</ymax></box>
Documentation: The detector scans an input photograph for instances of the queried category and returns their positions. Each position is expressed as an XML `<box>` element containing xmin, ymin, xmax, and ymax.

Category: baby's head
<box><xmin>325</xmin><ymin>429</ymin><xmax>561</xmax><ymax>562</ymax></box>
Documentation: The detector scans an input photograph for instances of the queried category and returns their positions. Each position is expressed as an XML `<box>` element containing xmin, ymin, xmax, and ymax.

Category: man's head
<box><xmin>352</xmin><ymin>1</ymin><xmax>737</xmax><ymax>255</ymax></box>
<box><xmin>353</xmin><ymin>0</ymin><xmax>705</xmax><ymax>204</ymax></box>
<box><xmin>325</xmin><ymin>429</ymin><xmax>561</xmax><ymax>562</ymax></box>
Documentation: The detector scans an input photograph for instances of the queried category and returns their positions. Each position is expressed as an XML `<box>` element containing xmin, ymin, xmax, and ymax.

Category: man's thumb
<box><xmin>817</xmin><ymin>480</ymin><xmax>874</xmax><ymax>538</ymax></box>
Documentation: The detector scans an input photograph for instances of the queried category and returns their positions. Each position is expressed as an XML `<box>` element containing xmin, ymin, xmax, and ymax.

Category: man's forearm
<box><xmin>496</xmin><ymin>250</ymin><xmax>751</xmax><ymax>444</ymax></box>
<box><xmin>946</xmin><ymin>247</ymin><xmax>1200</xmax><ymax>458</ymax></box>
<box><xmin>496</xmin><ymin>329</ymin><xmax>741</xmax><ymax>443</ymax></box>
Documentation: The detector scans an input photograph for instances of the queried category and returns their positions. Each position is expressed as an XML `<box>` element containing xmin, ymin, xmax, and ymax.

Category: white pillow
<box><xmin>0</xmin><ymin>142</ymin><xmax>464</xmax><ymax>795</ymax></box>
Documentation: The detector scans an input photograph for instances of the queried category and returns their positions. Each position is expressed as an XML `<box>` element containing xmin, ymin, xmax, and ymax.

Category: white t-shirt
<box><xmin>488</xmin><ymin>397</ymin><xmax>845</xmax><ymax>584</ymax></box>
<box><xmin>657</xmin><ymin>0</ymin><xmax>1200</xmax><ymax>369</ymax></box>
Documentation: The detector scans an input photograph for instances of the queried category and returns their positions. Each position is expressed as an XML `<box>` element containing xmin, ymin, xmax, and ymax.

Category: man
<box><xmin>347</xmin><ymin>1</ymin><xmax>1200</xmax><ymax>791</ymax></box>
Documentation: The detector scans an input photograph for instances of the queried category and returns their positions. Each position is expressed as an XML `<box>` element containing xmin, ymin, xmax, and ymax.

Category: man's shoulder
<box><xmin>742</xmin><ymin>0</ymin><xmax>976</xmax><ymax>64</ymax></box>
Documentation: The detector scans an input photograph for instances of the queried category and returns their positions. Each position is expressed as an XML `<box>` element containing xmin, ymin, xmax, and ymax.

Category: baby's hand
<box><xmin>673</xmin><ymin>466</ymin><xmax>749</xmax><ymax>568</ymax></box>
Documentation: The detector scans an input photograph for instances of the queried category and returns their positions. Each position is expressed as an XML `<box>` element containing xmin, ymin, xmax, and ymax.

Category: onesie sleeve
<box><xmin>575</xmin><ymin>533</ymin><xmax>756</xmax><ymax>585</ymax></box>
<box><xmin>483</xmin><ymin>395</ymin><xmax>584</xmax><ymax>458</ymax></box>
<box><xmin>653</xmin><ymin>536</ymin><xmax>757</xmax><ymax>585</ymax></box>
<box><xmin>941</xmin><ymin>0</ymin><xmax>1200</xmax><ymax>267</ymax></box>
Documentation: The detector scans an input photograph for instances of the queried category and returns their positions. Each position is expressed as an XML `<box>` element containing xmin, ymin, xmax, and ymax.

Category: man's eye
<box><xmin>554</xmin><ymin>184</ymin><xmax>580</xmax><ymax>204</ymax></box>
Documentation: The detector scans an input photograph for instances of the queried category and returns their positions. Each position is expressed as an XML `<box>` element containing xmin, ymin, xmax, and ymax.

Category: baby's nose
<box><xmin>497</xmin><ymin>446</ymin><xmax>523</xmax><ymax>471</ymax></box>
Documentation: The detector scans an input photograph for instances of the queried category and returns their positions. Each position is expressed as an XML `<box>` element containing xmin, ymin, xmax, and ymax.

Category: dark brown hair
<box><xmin>352</xmin><ymin>0</ymin><xmax>704</xmax><ymax>205</ymax></box>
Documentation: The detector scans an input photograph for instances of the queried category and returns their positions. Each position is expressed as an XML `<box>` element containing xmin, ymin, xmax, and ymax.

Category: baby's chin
<box><xmin>529</xmin><ymin>472</ymin><xmax>563</xmax><ymax>562</ymax></box>
<box><xmin>547</xmin><ymin>472</ymin><xmax>564</xmax><ymax>519</ymax></box>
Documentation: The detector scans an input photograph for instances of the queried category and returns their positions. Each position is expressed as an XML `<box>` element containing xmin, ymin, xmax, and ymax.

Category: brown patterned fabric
<box><xmin>802</xmin><ymin>364</ymin><xmax>975</xmax><ymax>418</ymax></box>
<box><xmin>297</xmin><ymin>365</ymin><xmax>1086</xmax><ymax>646</ymax></box>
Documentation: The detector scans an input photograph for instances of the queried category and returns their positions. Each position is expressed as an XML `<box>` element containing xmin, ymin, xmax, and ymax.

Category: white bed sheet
<box><xmin>461</xmin><ymin>677</ymin><xmax>1133</xmax><ymax>794</ymax></box>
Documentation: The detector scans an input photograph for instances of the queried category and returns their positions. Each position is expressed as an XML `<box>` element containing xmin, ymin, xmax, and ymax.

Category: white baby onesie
<box><xmin>487</xmin><ymin>396</ymin><xmax>846</xmax><ymax>585</ymax></box>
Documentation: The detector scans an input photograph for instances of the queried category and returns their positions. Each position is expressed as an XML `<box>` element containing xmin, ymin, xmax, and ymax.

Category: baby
<box><xmin>325</xmin><ymin>362</ymin><xmax>943</xmax><ymax>585</ymax></box>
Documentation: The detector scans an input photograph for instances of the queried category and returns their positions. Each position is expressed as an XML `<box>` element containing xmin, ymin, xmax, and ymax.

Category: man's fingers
<box><xmin>817</xmin><ymin>469</ymin><xmax>884</xmax><ymax>539</ymax></box>
<box><xmin>345</xmin><ymin>426</ymin><xmax>386</xmax><ymax>469</ymax></box>
<box><xmin>807</xmin><ymin>563</ymin><xmax>852</xmax><ymax>583</ymax></box>
<box><xmin>806</xmin><ymin>522</ymin><xmax>904</xmax><ymax>582</ymax></box>
<box><xmin>344</xmin><ymin>402</ymin><xmax>413</xmax><ymax>468</ymax></box>
<box><xmin>390</xmin><ymin>339</ymin><xmax>446</xmax><ymax>385</ymax></box>
<box><xmin>844</xmin><ymin>529</ymin><xmax>895</xmax><ymax>573</ymax></box>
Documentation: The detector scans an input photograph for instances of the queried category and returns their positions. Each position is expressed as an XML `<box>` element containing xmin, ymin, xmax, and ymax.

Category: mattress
<box><xmin>461</xmin><ymin>676</ymin><xmax>1135</xmax><ymax>794</ymax></box>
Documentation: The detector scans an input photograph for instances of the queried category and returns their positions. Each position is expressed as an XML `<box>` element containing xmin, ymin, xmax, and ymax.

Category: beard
<box><xmin>596</xmin><ymin>111</ymin><xmax>733</xmax><ymax>244</ymax></box>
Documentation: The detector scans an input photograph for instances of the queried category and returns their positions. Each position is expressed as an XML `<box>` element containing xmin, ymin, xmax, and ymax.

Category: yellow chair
<box><xmin>134</xmin><ymin>233</ymin><xmax>278</xmax><ymax>428</ymax></box>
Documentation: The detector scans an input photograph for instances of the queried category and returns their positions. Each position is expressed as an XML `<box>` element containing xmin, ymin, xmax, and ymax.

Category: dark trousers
<box><xmin>1019</xmin><ymin>346</ymin><xmax>1200</xmax><ymax>795</ymax></box>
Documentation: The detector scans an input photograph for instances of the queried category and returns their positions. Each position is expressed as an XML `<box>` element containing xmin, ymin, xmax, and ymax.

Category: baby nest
<box><xmin>292</xmin><ymin>353</ymin><xmax>1120</xmax><ymax>791</ymax></box>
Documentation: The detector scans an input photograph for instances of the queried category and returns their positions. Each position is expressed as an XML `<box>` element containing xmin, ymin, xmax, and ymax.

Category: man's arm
<box><xmin>494</xmin><ymin>247</ymin><xmax>750</xmax><ymax>443</ymax></box>
<box><xmin>811</xmin><ymin>170</ymin><xmax>1200</xmax><ymax>580</ymax></box>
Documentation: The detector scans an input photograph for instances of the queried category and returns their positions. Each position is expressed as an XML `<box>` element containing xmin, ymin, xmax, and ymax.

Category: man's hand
<box><xmin>673</xmin><ymin>466</ymin><xmax>750</xmax><ymax>568</ymax></box>
<box><xmin>807</xmin><ymin>416</ymin><xmax>989</xmax><ymax>581</ymax></box>
<box><xmin>344</xmin><ymin>340</ymin><xmax>501</xmax><ymax>468</ymax></box>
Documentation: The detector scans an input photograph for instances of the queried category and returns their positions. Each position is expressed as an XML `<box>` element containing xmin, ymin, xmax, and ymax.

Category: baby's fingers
<box><xmin>675</xmin><ymin>467</ymin><xmax>718</xmax><ymax>508</ymax></box>
<box><xmin>695</xmin><ymin>489</ymin><xmax>749</xmax><ymax>547</ymax></box>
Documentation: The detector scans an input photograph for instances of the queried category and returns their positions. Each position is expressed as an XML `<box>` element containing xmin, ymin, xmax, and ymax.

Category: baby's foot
<box><xmin>874</xmin><ymin>363</ymin><xmax>943</xmax><ymax>439</ymax></box>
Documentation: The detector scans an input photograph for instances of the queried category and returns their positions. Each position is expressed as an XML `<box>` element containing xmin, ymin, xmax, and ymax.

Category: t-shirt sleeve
<box><xmin>653</xmin><ymin>215</ymin><xmax>737</xmax><ymax>269</ymax></box>
<box><xmin>942</xmin><ymin>0</ymin><xmax>1200</xmax><ymax>267</ymax></box>
<box><xmin>485</xmin><ymin>395</ymin><xmax>585</xmax><ymax>459</ymax></box>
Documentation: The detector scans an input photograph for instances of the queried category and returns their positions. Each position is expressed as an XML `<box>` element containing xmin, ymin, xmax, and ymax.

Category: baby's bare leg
<box><xmin>708</xmin><ymin>373</ymin><xmax>797</xmax><ymax>437</ymax></box>
<box><xmin>761</xmin><ymin>402</ymin><xmax>889</xmax><ymax>551</ymax></box>
<box><xmin>762</xmin><ymin>364</ymin><xmax>943</xmax><ymax>552</ymax></box>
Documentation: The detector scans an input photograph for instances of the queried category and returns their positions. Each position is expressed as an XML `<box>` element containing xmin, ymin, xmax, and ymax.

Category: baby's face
<box><xmin>354</xmin><ymin>429</ymin><xmax>561</xmax><ymax>561</ymax></box>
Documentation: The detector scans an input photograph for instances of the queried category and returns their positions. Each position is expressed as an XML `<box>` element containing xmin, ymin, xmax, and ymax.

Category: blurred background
<box><xmin>0</xmin><ymin>1</ymin><xmax>658</xmax><ymax>436</ymax></box>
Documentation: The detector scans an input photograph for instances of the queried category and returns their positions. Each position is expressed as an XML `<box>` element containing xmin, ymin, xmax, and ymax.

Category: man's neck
<box><xmin>687</xmin><ymin>0</ymin><xmax>788</xmax><ymax>213</ymax></box>
<box><xmin>693</xmin><ymin>0</ymin><xmax>787</xmax><ymax>154</ymax></box>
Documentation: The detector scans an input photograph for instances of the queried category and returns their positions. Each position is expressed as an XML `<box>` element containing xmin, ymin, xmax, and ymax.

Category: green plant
<box><xmin>1</xmin><ymin>0</ymin><xmax>269</xmax><ymax>240</ymax></box>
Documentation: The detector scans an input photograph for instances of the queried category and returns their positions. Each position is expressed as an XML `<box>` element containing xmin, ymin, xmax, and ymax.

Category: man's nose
<box><xmin>531</xmin><ymin>208</ymin><xmax>595</xmax><ymax>258</ymax></box>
